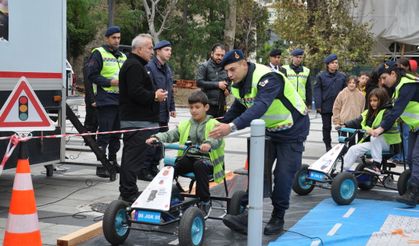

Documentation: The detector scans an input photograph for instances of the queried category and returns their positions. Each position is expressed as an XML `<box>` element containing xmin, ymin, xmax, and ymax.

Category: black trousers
<box><xmin>119</xmin><ymin>128</ymin><xmax>155</xmax><ymax>199</ymax></box>
<box><xmin>207</xmin><ymin>104</ymin><xmax>226</xmax><ymax>119</ymax></box>
<box><xmin>96</xmin><ymin>105</ymin><xmax>120</xmax><ymax>160</ymax></box>
<box><xmin>175</xmin><ymin>156</ymin><xmax>213</xmax><ymax>202</ymax></box>
<box><xmin>321</xmin><ymin>113</ymin><xmax>333</xmax><ymax>148</ymax></box>
<box><xmin>84</xmin><ymin>103</ymin><xmax>98</xmax><ymax>142</ymax></box>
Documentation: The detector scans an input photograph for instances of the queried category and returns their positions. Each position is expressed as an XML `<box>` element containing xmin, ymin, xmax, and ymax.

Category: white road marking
<box><xmin>327</xmin><ymin>223</ymin><xmax>342</xmax><ymax>236</ymax></box>
<box><xmin>168</xmin><ymin>239</ymin><xmax>179</xmax><ymax>245</ymax></box>
<box><xmin>310</xmin><ymin>239</ymin><xmax>321</xmax><ymax>246</ymax></box>
<box><xmin>343</xmin><ymin>207</ymin><xmax>356</xmax><ymax>218</ymax></box>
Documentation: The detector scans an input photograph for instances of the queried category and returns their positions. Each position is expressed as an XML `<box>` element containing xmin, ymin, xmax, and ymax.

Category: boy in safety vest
<box><xmin>146</xmin><ymin>91</ymin><xmax>225</xmax><ymax>215</ymax></box>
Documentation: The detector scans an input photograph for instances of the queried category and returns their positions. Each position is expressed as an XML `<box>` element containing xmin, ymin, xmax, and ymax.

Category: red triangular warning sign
<box><xmin>0</xmin><ymin>77</ymin><xmax>55</xmax><ymax>133</ymax></box>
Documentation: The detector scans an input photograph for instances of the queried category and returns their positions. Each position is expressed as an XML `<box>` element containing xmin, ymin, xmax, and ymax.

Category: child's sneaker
<box><xmin>364</xmin><ymin>162</ymin><xmax>382</xmax><ymax>176</ymax></box>
<box><xmin>199</xmin><ymin>201</ymin><xmax>212</xmax><ymax>216</ymax></box>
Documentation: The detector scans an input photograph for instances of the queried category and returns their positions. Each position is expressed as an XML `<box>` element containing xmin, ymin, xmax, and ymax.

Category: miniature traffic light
<box><xmin>18</xmin><ymin>96</ymin><xmax>28</xmax><ymax>121</ymax></box>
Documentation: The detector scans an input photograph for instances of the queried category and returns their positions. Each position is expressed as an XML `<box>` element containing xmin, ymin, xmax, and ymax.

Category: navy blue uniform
<box><xmin>223</xmin><ymin>62</ymin><xmax>310</xmax><ymax>216</ymax></box>
<box><xmin>314</xmin><ymin>70</ymin><xmax>346</xmax><ymax>149</ymax></box>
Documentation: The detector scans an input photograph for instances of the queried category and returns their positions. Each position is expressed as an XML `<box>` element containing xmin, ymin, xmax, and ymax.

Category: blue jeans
<box><xmin>392</xmin><ymin>123</ymin><xmax>410</xmax><ymax>161</ymax></box>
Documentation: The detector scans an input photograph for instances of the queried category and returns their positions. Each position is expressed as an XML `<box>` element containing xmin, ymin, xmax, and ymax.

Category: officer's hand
<box><xmin>91</xmin><ymin>102</ymin><xmax>96</xmax><ymax>107</ymax></box>
<box><xmin>316</xmin><ymin>108</ymin><xmax>321</xmax><ymax>113</ymax></box>
<box><xmin>170</xmin><ymin>111</ymin><xmax>176</xmax><ymax>118</ymax></box>
<box><xmin>209</xmin><ymin>123</ymin><xmax>231</xmax><ymax>139</ymax></box>
<box><xmin>218</xmin><ymin>81</ymin><xmax>228</xmax><ymax>90</ymax></box>
<box><xmin>146</xmin><ymin>137</ymin><xmax>158</xmax><ymax>145</ymax></box>
<box><xmin>200</xmin><ymin>143</ymin><xmax>211</xmax><ymax>153</ymax></box>
<box><xmin>155</xmin><ymin>89</ymin><xmax>168</xmax><ymax>102</ymax></box>
<box><xmin>110</xmin><ymin>79</ymin><xmax>119</xmax><ymax>86</ymax></box>
<box><xmin>224</xmin><ymin>90</ymin><xmax>230</xmax><ymax>96</ymax></box>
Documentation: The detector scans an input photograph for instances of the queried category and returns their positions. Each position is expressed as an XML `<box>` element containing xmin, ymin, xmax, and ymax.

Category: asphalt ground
<box><xmin>0</xmin><ymin>102</ymin><xmax>412</xmax><ymax>245</ymax></box>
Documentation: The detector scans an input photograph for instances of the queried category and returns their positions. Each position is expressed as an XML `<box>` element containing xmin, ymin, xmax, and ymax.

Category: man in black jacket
<box><xmin>196</xmin><ymin>44</ymin><xmax>229</xmax><ymax>118</ymax></box>
<box><xmin>118</xmin><ymin>33</ymin><xmax>167</xmax><ymax>203</ymax></box>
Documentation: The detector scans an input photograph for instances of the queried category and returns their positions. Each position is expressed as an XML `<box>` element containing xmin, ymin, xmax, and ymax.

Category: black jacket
<box><xmin>314</xmin><ymin>70</ymin><xmax>346</xmax><ymax>113</ymax></box>
<box><xmin>146</xmin><ymin>57</ymin><xmax>175</xmax><ymax>123</ymax></box>
<box><xmin>196</xmin><ymin>59</ymin><xmax>228</xmax><ymax>106</ymax></box>
<box><xmin>119</xmin><ymin>53</ymin><xmax>159</xmax><ymax>124</ymax></box>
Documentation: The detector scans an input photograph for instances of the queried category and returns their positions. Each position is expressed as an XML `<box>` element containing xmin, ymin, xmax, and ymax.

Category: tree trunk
<box><xmin>224</xmin><ymin>0</ymin><xmax>237</xmax><ymax>51</ymax></box>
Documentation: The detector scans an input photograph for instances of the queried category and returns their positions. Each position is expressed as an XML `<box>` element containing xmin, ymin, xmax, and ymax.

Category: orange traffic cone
<box><xmin>3</xmin><ymin>158</ymin><xmax>42</xmax><ymax>246</ymax></box>
<box><xmin>244</xmin><ymin>158</ymin><xmax>249</xmax><ymax>170</ymax></box>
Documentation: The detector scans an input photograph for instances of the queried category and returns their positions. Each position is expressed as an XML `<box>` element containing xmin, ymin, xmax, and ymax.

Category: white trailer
<box><xmin>0</xmin><ymin>0</ymin><xmax>67</xmax><ymax>169</ymax></box>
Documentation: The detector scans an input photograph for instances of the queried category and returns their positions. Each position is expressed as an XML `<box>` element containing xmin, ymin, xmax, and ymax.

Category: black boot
<box><xmin>264</xmin><ymin>210</ymin><xmax>285</xmax><ymax>235</ymax></box>
<box><xmin>222</xmin><ymin>210</ymin><xmax>248</xmax><ymax>235</ymax></box>
<box><xmin>326</xmin><ymin>144</ymin><xmax>332</xmax><ymax>152</ymax></box>
<box><xmin>397</xmin><ymin>182</ymin><xmax>419</xmax><ymax>208</ymax></box>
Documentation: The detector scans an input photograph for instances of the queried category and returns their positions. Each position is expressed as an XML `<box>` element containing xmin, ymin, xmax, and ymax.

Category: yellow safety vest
<box><xmin>177</xmin><ymin>119</ymin><xmax>225</xmax><ymax>183</ymax></box>
<box><xmin>282</xmin><ymin>65</ymin><xmax>310</xmax><ymax>101</ymax></box>
<box><xmin>92</xmin><ymin>47</ymin><xmax>126</xmax><ymax>93</ymax></box>
<box><xmin>360</xmin><ymin>110</ymin><xmax>401</xmax><ymax>145</ymax></box>
<box><xmin>392</xmin><ymin>75</ymin><xmax>419</xmax><ymax>131</ymax></box>
<box><xmin>231</xmin><ymin>64</ymin><xmax>307</xmax><ymax>131</ymax></box>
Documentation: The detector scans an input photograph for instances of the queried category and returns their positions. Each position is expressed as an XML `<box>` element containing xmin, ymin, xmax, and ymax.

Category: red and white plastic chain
<box><xmin>0</xmin><ymin>133</ymin><xmax>32</xmax><ymax>176</ymax></box>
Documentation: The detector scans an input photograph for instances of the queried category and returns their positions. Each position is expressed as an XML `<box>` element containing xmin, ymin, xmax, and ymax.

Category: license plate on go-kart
<box><xmin>133</xmin><ymin>210</ymin><xmax>161</xmax><ymax>224</ymax></box>
<box><xmin>308</xmin><ymin>171</ymin><xmax>325</xmax><ymax>182</ymax></box>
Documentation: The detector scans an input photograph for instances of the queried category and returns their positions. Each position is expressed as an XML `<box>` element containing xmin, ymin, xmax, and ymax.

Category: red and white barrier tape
<box><xmin>0</xmin><ymin>134</ymin><xmax>31</xmax><ymax>176</ymax></box>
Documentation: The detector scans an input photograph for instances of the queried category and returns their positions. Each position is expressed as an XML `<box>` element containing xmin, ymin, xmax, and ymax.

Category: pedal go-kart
<box><xmin>292</xmin><ymin>127</ymin><xmax>409</xmax><ymax>205</ymax></box>
<box><xmin>102</xmin><ymin>141</ymin><xmax>246</xmax><ymax>246</ymax></box>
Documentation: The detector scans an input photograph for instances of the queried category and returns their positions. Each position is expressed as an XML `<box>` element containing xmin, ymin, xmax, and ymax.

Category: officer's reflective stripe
<box><xmin>402</xmin><ymin>111</ymin><xmax>419</xmax><ymax>120</ymax></box>
<box><xmin>266</xmin><ymin>123</ymin><xmax>293</xmax><ymax>131</ymax></box>
<box><xmin>6</xmin><ymin>214</ymin><xmax>39</xmax><ymax>233</ymax></box>
<box><xmin>211</xmin><ymin>156</ymin><xmax>224</xmax><ymax>165</ymax></box>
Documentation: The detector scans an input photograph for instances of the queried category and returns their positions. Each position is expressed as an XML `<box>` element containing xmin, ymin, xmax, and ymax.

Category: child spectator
<box><xmin>146</xmin><ymin>91</ymin><xmax>225</xmax><ymax>215</ymax></box>
<box><xmin>341</xmin><ymin>88</ymin><xmax>401</xmax><ymax>174</ymax></box>
<box><xmin>358</xmin><ymin>71</ymin><xmax>370</xmax><ymax>96</ymax></box>
<box><xmin>332</xmin><ymin>76</ymin><xmax>365</xmax><ymax>127</ymax></box>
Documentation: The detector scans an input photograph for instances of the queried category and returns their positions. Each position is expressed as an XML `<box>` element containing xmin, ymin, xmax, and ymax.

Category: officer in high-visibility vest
<box><xmin>282</xmin><ymin>48</ymin><xmax>312</xmax><ymax>107</ymax></box>
<box><xmin>209</xmin><ymin>49</ymin><xmax>309</xmax><ymax>235</ymax></box>
<box><xmin>371</xmin><ymin>61</ymin><xmax>419</xmax><ymax>207</ymax></box>
<box><xmin>86</xmin><ymin>26</ymin><xmax>127</xmax><ymax>177</ymax></box>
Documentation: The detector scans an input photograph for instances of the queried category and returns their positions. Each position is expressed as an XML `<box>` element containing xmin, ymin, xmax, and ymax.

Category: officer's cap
<box><xmin>154</xmin><ymin>40</ymin><xmax>172</xmax><ymax>50</ymax></box>
<box><xmin>269</xmin><ymin>49</ymin><xmax>281</xmax><ymax>57</ymax></box>
<box><xmin>324</xmin><ymin>54</ymin><xmax>338</xmax><ymax>64</ymax></box>
<box><xmin>377</xmin><ymin>61</ymin><xmax>398</xmax><ymax>77</ymax></box>
<box><xmin>221</xmin><ymin>49</ymin><xmax>245</xmax><ymax>67</ymax></box>
<box><xmin>291</xmin><ymin>48</ymin><xmax>304</xmax><ymax>56</ymax></box>
<box><xmin>105</xmin><ymin>26</ymin><xmax>121</xmax><ymax>37</ymax></box>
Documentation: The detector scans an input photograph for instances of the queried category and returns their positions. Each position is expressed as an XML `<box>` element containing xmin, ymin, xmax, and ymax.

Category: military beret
<box><xmin>269</xmin><ymin>49</ymin><xmax>281</xmax><ymax>57</ymax></box>
<box><xmin>324</xmin><ymin>54</ymin><xmax>338</xmax><ymax>64</ymax></box>
<box><xmin>105</xmin><ymin>26</ymin><xmax>121</xmax><ymax>37</ymax></box>
<box><xmin>377</xmin><ymin>60</ymin><xmax>398</xmax><ymax>77</ymax></box>
<box><xmin>291</xmin><ymin>48</ymin><xmax>304</xmax><ymax>56</ymax></box>
<box><xmin>154</xmin><ymin>40</ymin><xmax>172</xmax><ymax>50</ymax></box>
<box><xmin>221</xmin><ymin>49</ymin><xmax>245</xmax><ymax>67</ymax></box>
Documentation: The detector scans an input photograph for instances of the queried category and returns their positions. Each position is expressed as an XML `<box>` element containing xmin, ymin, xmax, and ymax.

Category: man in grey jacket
<box><xmin>196</xmin><ymin>44</ymin><xmax>229</xmax><ymax>118</ymax></box>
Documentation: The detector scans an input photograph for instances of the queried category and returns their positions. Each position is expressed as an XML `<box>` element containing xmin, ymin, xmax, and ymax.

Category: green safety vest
<box><xmin>92</xmin><ymin>47</ymin><xmax>127</xmax><ymax>93</ymax></box>
<box><xmin>282</xmin><ymin>65</ymin><xmax>310</xmax><ymax>101</ymax></box>
<box><xmin>177</xmin><ymin>119</ymin><xmax>225</xmax><ymax>183</ymax></box>
<box><xmin>360</xmin><ymin>110</ymin><xmax>401</xmax><ymax>145</ymax></box>
<box><xmin>392</xmin><ymin>75</ymin><xmax>419</xmax><ymax>131</ymax></box>
<box><xmin>231</xmin><ymin>64</ymin><xmax>307</xmax><ymax>131</ymax></box>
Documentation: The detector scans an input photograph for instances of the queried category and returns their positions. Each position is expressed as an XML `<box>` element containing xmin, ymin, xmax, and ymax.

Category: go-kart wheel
<box><xmin>331</xmin><ymin>172</ymin><xmax>357</xmax><ymax>205</ymax></box>
<box><xmin>292</xmin><ymin>164</ymin><xmax>315</xmax><ymax>195</ymax></box>
<box><xmin>355</xmin><ymin>163</ymin><xmax>377</xmax><ymax>190</ymax></box>
<box><xmin>179</xmin><ymin>207</ymin><xmax>205</xmax><ymax>246</ymax></box>
<box><xmin>397</xmin><ymin>169</ymin><xmax>411</xmax><ymax>195</ymax></box>
<box><xmin>103</xmin><ymin>200</ymin><xmax>131</xmax><ymax>245</ymax></box>
<box><xmin>228</xmin><ymin>190</ymin><xmax>247</xmax><ymax>215</ymax></box>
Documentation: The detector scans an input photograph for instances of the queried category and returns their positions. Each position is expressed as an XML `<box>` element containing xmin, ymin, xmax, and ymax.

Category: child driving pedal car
<box><xmin>342</xmin><ymin>88</ymin><xmax>401</xmax><ymax>175</ymax></box>
<box><xmin>145</xmin><ymin>91</ymin><xmax>225</xmax><ymax>215</ymax></box>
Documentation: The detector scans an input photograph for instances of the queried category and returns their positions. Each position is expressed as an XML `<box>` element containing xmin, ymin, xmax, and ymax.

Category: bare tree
<box><xmin>224</xmin><ymin>0</ymin><xmax>237</xmax><ymax>51</ymax></box>
<box><xmin>142</xmin><ymin>0</ymin><xmax>178</xmax><ymax>43</ymax></box>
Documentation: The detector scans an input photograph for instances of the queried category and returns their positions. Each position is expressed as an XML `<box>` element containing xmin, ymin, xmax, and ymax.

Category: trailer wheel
<box><xmin>228</xmin><ymin>190</ymin><xmax>247</xmax><ymax>215</ymax></box>
<box><xmin>331</xmin><ymin>172</ymin><xmax>357</xmax><ymax>205</ymax></box>
<box><xmin>292</xmin><ymin>164</ymin><xmax>315</xmax><ymax>195</ymax></box>
<box><xmin>103</xmin><ymin>200</ymin><xmax>131</xmax><ymax>245</ymax></box>
<box><xmin>397</xmin><ymin>169</ymin><xmax>411</xmax><ymax>195</ymax></box>
<box><xmin>355</xmin><ymin>163</ymin><xmax>377</xmax><ymax>190</ymax></box>
<box><xmin>178</xmin><ymin>207</ymin><xmax>205</xmax><ymax>246</ymax></box>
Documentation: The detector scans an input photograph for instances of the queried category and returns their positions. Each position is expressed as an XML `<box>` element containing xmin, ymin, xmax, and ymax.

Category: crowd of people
<box><xmin>83</xmin><ymin>26</ymin><xmax>419</xmax><ymax>237</ymax></box>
